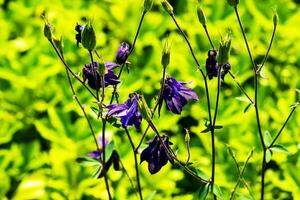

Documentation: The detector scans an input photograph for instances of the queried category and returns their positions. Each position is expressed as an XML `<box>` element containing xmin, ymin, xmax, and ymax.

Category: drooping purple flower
<box><xmin>206</xmin><ymin>50</ymin><xmax>219</xmax><ymax>80</ymax></box>
<box><xmin>82</xmin><ymin>61</ymin><xmax>120</xmax><ymax>90</ymax></box>
<box><xmin>106</xmin><ymin>94</ymin><xmax>142</xmax><ymax>130</ymax></box>
<box><xmin>87</xmin><ymin>137</ymin><xmax>121</xmax><ymax>178</ymax></box>
<box><xmin>116</xmin><ymin>42</ymin><xmax>130</xmax><ymax>64</ymax></box>
<box><xmin>162</xmin><ymin>77</ymin><xmax>198</xmax><ymax>114</ymax></box>
<box><xmin>140</xmin><ymin>135</ymin><xmax>174</xmax><ymax>174</ymax></box>
<box><xmin>220</xmin><ymin>63</ymin><xmax>231</xmax><ymax>80</ymax></box>
<box><xmin>75</xmin><ymin>23</ymin><xmax>84</xmax><ymax>47</ymax></box>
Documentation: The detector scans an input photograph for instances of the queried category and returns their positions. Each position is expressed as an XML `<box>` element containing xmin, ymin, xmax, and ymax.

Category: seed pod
<box><xmin>44</xmin><ymin>23</ymin><xmax>53</xmax><ymax>41</ymax></box>
<box><xmin>161</xmin><ymin>0</ymin><xmax>174</xmax><ymax>15</ymax></box>
<box><xmin>161</xmin><ymin>38</ymin><xmax>171</xmax><ymax>67</ymax></box>
<box><xmin>81</xmin><ymin>21</ymin><xmax>96</xmax><ymax>51</ymax></box>
<box><xmin>197</xmin><ymin>6</ymin><xmax>206</xmax><ymax>26</ymax></box>
<box><xmin>273</xmin><ymin>11</ymin><xmax>279</xmax><ymax>26</ymax></box>
<box><xmin>217</xmin><ymin>33</ymin><xmax>232</xmax><ymax>67</ymax></box>
<box><xmin>137</xmin><ymin>95</ymin><xmax>152</xmax><ymax>122</ymax></box>
<box><xmin>144</xmin><ymin>0</ymin><xmax>153</xmax><ymax>12</ymax></box>
<box><xmin>53</xmin><ymin>36</ymin><xmax>63</xmax><ymax>55</ymax></box>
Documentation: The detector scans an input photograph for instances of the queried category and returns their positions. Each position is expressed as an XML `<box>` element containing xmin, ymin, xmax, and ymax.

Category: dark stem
<box><xmin>234</xmin><ymin>6</ymin><xmax>265</xmax><ymax>199</ymax></box>
<box><xmin>269</xmin><ymin>106</ymin><xmax>297</xmax><ymax>147</ymax></box>
<box><xmin>257</xmin><ymin>24</ymin><xmax>277</xmax><ymax>73</ymax></box>
<box><xmin>170</xmin><ymin>13</ymin><xmax>215</xmax><ymax>198</ymax></box>
<box><xmin>110</xmin><ymin>11</ymin><xmax>147</xmax><ymax>104</ymax></box>
<box><xmin>49</xmin><ymin>40</ymin><xmax>97</xmax><ymax>99</ymax></box>
<box><xmin>203</xmin><ymin>25</ymin><xmax>215</xmax><ymax>49</ymax></box>
<box><xmin>89</xmin><ymin>50</ymin><xmax>100</xmax><ymax>101</ymax></box>
<box><xmin>148</xmin><ymin>120</ymin><xmax>209</xmax><ymax>184</ymax></box>
<box><xmin>124</xmin><ymin>128</ymin><xmax>143</xmax><ymax>200</ymax></box>
<box><xmin>135</xmin><ymin>66</ymin><xmax>167</xmax><ymax>151</ymax></box>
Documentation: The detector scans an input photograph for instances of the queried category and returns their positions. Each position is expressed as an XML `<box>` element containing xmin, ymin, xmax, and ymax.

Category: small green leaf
<box><xmin>243</xmin><ymin>103</ymin><xmax>253</xmax><ymax>113</ymax></box>
<box><xmin>270</xmin><ymin>144</ymin><xmax>290</xmax><ymax>154</ymax></box>
<box><xmin>264</xmin><ymin>131</ymin><xmax>272</xmax><ymax>147</ymax></box>
<box><xmin>195</xmin><ymin>168</ymin><xmax>210</xmax><ymax>180</ymax></box>
<box><xmin>145</xmin><ymin>191</ymin><xmax>156</xmax><ymax>200</ymax></box>
<box><xmin>236</xmin><ymin>192</ymin><xmax>254</xmax><ymax>200</ymax></box>
<box><xmin>107</xmin><ymin>117</ymin><xmax>122</xmax><ymax>128</ymax></box>
<box><xmin>235</xmin><ymin>96</ymin><xmax>252</xmax><ymax>104</ymax></box>
<box><xmin>265</xmin><ymin>149</ymin><xmax>272</xmax><ymax>163</ymax></box>
<box><xmin>213</xmin><ymin>184</ymin><xmax>224</xmax><ymax>200</ymax></box>
<box><xmin>290</xmin><ymin>102</ymin><xmax>299</xmax><ymax>108</ymax></box>
<box><xmin>104</xmin><ymin>142</ymin><xmax>114</xmax><ymax>163</ymax></box>
<box><xmin>91</xmin><ymin>106</ymin><xmax>99</xmax><ymax>116</ymax></box>
<box><xmin>197</xmin><ymin>183</ymin><xmax>210</xmax><ymax>200</ymax></box>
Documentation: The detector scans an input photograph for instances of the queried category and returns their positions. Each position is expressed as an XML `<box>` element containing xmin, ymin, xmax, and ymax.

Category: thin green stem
<box><xmin>257</xmin><ymin>24</ymin><xmax>277</xmax><ymax>73</ymax></box>
<box><xmin>49</xmin><ymin>40</ymin><xmax>97</xmax><ymax>99</ymax></box>
<box><xmin>124</xmin><ymin>128</ymin><xmax>143</xmax><ymax>200</ymax></box>
<box><xmin>203</xmin><ymin>25</ymin><xmax>215</xmax><ymax>49</ymax></box>
<box><xmin>269</xmin><ymin>106</ymin><xmax>297</xmax><ymax>147</ymax></box>
<box><xmin>135</xmin><ymin>66</ymin><xmax>167</xmax><ymax>152</ymax></box>
<box><xmin>110</xmin><ymin>11</ymin><xmax>147</xmax><ymax>104</ymax></box>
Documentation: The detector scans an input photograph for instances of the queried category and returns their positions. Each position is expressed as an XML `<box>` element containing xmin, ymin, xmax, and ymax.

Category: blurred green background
<box><xmin>0</xmin><ymin>0</ymin><xmax>299</xmax><ymax>199</ymax></box>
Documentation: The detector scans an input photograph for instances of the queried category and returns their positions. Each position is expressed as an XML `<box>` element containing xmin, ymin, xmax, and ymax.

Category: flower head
<box><xmin>106</xmin><ymin>94</ymin><xmax>142</xmax><ymax>130</ymax></box>
<box><xmin>220</xmin><ymin>63</ymin><xmax>231</xmax><ymax>80</ymax></box>
<box><xmin>162</xmin><ymin>77</ymin><xmax>198</xmax><ymax>114</ymax></box>
<box><xmin>206</xmin><ymin>50</ymin><xmax>219</xmax><ymax>80</ymax></box>
<box><xmin>75</xmin><ymin>23</ymin><xmax>84</xmax><ymax>47</ymax></box>
<box><xmin>116</xmin><ymin>42</ymin><xmax>130</xmax><ymax>64</ymax></box>
<box><xmin>140</xmin><ymin>135</ymin><xmax>174</xmax><ymax>174</ymax></box>
<box><xmin>82</xmin><ymin>61</ymin><xmax>120</xmax><ymax>90</ymax></box>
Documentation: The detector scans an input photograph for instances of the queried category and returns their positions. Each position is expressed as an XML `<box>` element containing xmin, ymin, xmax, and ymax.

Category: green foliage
<box><xmin>1</xmin><ymin>0</ymin><xmax>299</xmax><ymax>199</ymax></box>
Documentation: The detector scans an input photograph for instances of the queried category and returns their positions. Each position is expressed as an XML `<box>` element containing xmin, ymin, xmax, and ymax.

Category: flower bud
<box><xmin>44</xmin><ymin>23</ymin><xmax>53</xmax><ymax>41</ymax></box>
<box><xmin>98</xmin><ymin>60</ymin><xmax>107</xmax><ymax>76</ymax></box>
<box><xmin>116</xmin><ymin>42</ymin><xmax>130</xmax><ymax>64</ymax></box>
<box><xmin>81</xmin><ymin>21</ymin><xmax>96</xmax><ymax>51</ymax></box>
<box><xmin>136</xmin><ymin>94</ymin><xmax>152</xmax><ymax>122</ymax></box>
<box><xmin>227</xmin><ymin>0</ymin><xmax>239</xmax><ymax>7</ymax></box>
<box><xmin>161</xmin><ymin>0</ymin><xmax>174</xmax><ymax>15</ymax></box>
<box><xmin>144</xmin><ymin>0</ymin><xmax>153</xmax><ymax>12</ymax></box>
<box><xmin>161</xmin><ymin>38</ymin><xmax>171</xmax><ymax>67</ymax></box>
<box><xmin>197</xmin><ymin>6</ymin><xmax>206</xmax><ymax>26</ymax></box>
<box><xmin>273</xmin><ymin>11</ymin><xmax>278</xmax><ymax>26</ymax></box>
<box><xmin>217</xmin><ymin>33</ymin><xmax>231</xmax><ymax>66</ymax></box>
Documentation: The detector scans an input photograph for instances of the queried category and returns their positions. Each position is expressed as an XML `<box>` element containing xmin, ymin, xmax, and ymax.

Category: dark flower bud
<box><xmin>116</xmin><ymin>42</ymin><xmax>130</xmax><ymax>64</ymax></box>
<box><xmin>273</xmin><ymin>11</ymin><xmax>279</xmax><ymax>26</ymax></box>
<box><xmin>161</xmin><ymin>38</ymin><xmax>171</xmax><ymax>67</ymax></box>
<box><xmin>220</xmin><ymin>63</ymin><xmax>231</xmax><ymax>80</ymax></box>
<box><xmin>81</xmin><ymin>21</ymin><xmax>96</xmax><ymax>51</ymax></box>
<box><xmin>206</xmin><ymin>50</ymin><xmax>219</xmax><ymax>80</ymax></box>
<box><xmin>75</xmin><ymin>23</ymin><xmax>84</xmax><ymax>47</ymax></box>
<box><xmin>144</xmin><ymin>0</ymin><xmax>153</xmax><ymax>12</ymax></box>
<box><xmin>197</xmin><ymin>6</ymin><xmax>206</xmax><ymax>26</ymax></box>
<box><xmin>227</xmin><ymin>0</ymin><xmax>239</xmax><ymax>7</ymax></box>
<box><xmin>44</xmin><ymin>22</ymin><xmax>53</xmax><ymax>41</ymax></box>
<box><xmin>161</xmin><ymin>0</ymin><xmax>174</xmax><ymax>15</ymax></box>
<box><xmin>140</xmin><ymin>135</ymin><xmax>174</xmax><ymax>174</ymax></box>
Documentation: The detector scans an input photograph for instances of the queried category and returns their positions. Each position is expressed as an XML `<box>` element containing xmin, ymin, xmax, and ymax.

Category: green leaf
<box><xmin>213</xmin><ymin>184</ymin><xmax>224</xmax><ymax>200</ymax></box>
<box><xmin>90</xmin><ymin>106</ymin><xmax>99</xmax><ymax>116</ymax></box>
<box><xmin>244</xmin><ymin>103</ymin><xmax>253</xmax><ymax>113</ymax></box>
<box><xmin>196</xmin><ymin>183</ymin><xmax>210</xmax><ymax>200</ymax></box>
<box><xmin>235</xmin><ymin>96</ymin><xmax>252</xmax><ymax>104</ymax></box>
<box><xmin>270</xmin><ymin>144</ymin><xmax>290</xmax><ymax>154</ymax></box>
<box><xmin>107</xmin><ymin>117</ymin><xmax>122</xmax><ymax>128</ymax></box>
<box><xmin>236</xmin><ymin>192</ymin><xmax>254</xmax><ymax>200</ymax></box>
<box><xmin>76</xmin><ymin>157</ymin><xmax>101</xmax><ymax>167</ymax></box>
<box><xmin>290</xmin><ymin>102</ymin><xmax>299</xmax><ymax>108</ymax></box>
<box><xmin>145</xmin><ymin>191</ymin><xmax>157</xmax><ymax>200</ymax></box>
<box><xmin>105</xmin><ymin>142</ymin><xmax>115</xmax><ymax>163</ymax></box>
<box><xmin>265</xmin><ymin>149</ymin><xmax>272</xmax><ymax>163</ymax></box>
<box><xmin>263</xmin><ymin>131</ymin><xmax>272</xmax><ymax>147</ymax></box>
<box><xmin>195</xmin><ymin>168</ymin><xmax>210</xmax><ymax>180</ymax></box>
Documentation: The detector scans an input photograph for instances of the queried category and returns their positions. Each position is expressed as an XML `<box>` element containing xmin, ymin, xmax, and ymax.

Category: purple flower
<box><xmin>116</xmin><ymin>42</ymin><xmax>130</xmax><ymax>64</ymax></box>
<box><xmin>206</xmin><ymin>50</ymin><xmax>219</xmax><ymax>80</ymax></box>
<box><xmin>162</xmin><ymin>77</ymin><xmax>198</xmax><ymax>114</ymax></box>
<box><xmin>87</xmin><ymin>137</ymin><xmax>121</xmax><ymax>178</ymax></box>
<box><xmin>220</xmin><ymin>63</ymin><xmax>231</xmax><ymax>80</ymax></box>
<box><xmin>106</xmin><ymin>94</ymin><xmax>142</xmax><ymax>130</ymax></box>
<box><xmin>82</xmin><ymin>62</ymin><xmax>120</xmax><ymax>90</ymax></box>
<box><xmin>140</xmin><ymin>135</ymin><xmax>174</xmax><ymax>174</ymax></box>
<box><xmin>75</xmin><ymin>23</ymin><xmax>84</xmax><ymax>47</ymax></box>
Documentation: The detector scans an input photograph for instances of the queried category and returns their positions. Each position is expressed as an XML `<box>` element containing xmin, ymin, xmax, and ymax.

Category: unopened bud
<box><xmin>227</xmin><ymin>0</ymin><xmax>239</xmax><ymax>7</ymax></box>
<box><xmin>161</xmin><ymin>0</ymin><xmax>174</xmax><ymax>15</ymax></box>
<box><xmin>161</xmin><ymin>38</ymin><xmax>171</xmax><ymax>67</ymax></box>
<box><xmin>273</xmin><ymin>11</ymin><xmax>278</xmax><ymax>26</ymax></box>
<box><xmin>184</xmin><ymin>129</ymin><xmax>190</xmax><ymax>144</ymax></box>
<box><xmin>53</xmin><ymin>36</ymin><xmax>63</xmax><ymax>55</ymax></box>
<box><xmin>144</xmin><ymin>0</ymin><xmax>153</xmax><ymax>12</ymax></box>
<box><xmin>197</xmin><ymin>6</ymin><xmax>206</xmax><ymax>26</ymax></box>
<box><xmin>98</xmin><ymin>61</ymin><xmax>107</xmax><ymax>75</ymax></box>
<box><xmin>81</xmin><ymin>21</ymin><xmax>96</xmax><ymax>51</ymax></box>
<box><xmin>44</xmin><ymin>23</ymin><xmax>53</xmax><ymax>41</ymax></box>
